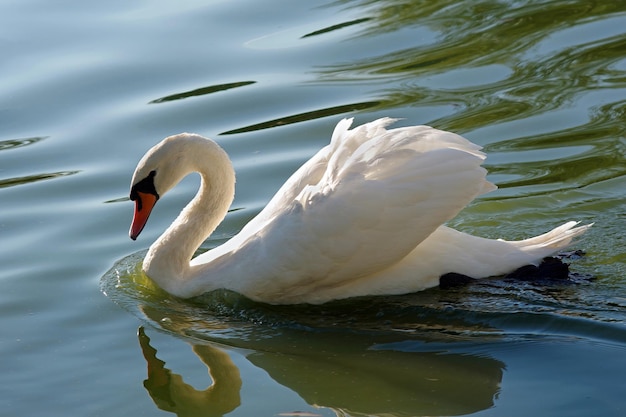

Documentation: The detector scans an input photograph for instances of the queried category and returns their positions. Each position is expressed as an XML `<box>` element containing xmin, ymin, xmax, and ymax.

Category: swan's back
<box><xmin>194</xmin><ymin>118</ymin><xmax>496</xmax><ymax>302</ymax></box>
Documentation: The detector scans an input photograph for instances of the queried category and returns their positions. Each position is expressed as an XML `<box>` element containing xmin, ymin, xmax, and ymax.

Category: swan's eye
<box><xmin>130</xmin><ymin>170</ymin><xmax>159</xmax><ymax>204</ymax></box>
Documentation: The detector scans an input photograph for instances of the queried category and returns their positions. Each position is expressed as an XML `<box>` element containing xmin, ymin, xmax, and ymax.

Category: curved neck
<box><xmin>143</xmin><ymin>145</ymin><xmax>235</xmax><ymax>297</ymax></box>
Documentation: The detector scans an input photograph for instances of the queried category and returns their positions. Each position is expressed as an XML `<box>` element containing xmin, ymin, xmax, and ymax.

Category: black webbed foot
<box><xmin>505</xmin><ymin>257</ymin><xmax>569</xmax><ymax>281</ymax></box>
<box><xmin>439</xmin><ymin>272</ymin><xmax>476</xmax><ymax>289</ymax></box>
<box><xmin>439</xmin><ymin>251</ymin><xmax>592</xmax><ymax>289</ymax></box>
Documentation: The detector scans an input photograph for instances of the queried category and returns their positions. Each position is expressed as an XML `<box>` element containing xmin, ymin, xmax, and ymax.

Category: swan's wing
<box><xmin>226</xmin><ymin>119</ymin><xmax>392</xmax><ymax>240</ymax></box>
<box><xmin>205</xmin><ymin>119</ymin><xmax>495</xmax><ymax>300</ymax></box>
<box><xmin>247</xmin><ymin>118</ymin><xmax>372</xmax><ymax>225</ymax></box>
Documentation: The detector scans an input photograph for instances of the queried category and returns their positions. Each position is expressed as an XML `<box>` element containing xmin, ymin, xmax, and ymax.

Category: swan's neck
<box><xmin>143</xmin><ymin>146</ymin><xmax>235</xmax><ymax>297</ymax></box>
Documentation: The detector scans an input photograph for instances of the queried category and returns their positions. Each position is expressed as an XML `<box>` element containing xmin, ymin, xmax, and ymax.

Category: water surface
<box><xmin>1</xmin><ymin>1</ymin><xmax>625</xmax><ymax>416</ymax></box>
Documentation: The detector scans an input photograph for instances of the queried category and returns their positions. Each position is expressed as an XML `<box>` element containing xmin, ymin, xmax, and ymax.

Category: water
<box><xmin>1</xmin><ymin>0</ymin><xmax>625</xmax><ymax>416</ymax></box>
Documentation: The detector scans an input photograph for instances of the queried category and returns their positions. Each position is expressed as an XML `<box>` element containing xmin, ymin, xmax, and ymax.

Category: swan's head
<box><xmin>129</xmin><ymin>133</ymin><xmax>224</xmax><ymax>240</ymax></box>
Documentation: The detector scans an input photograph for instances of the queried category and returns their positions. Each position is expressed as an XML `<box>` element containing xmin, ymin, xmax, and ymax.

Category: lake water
<box><xmin>1</xmin><ymin>1</ymin><xmax>625</xmax><ymax>416</ymax></box>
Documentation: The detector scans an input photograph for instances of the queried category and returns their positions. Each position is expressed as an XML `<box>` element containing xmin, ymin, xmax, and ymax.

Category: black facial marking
<box><xmin>130</xmin><ymin>170</ymin><xmax>159</xmax><ymax>211</ymax></box>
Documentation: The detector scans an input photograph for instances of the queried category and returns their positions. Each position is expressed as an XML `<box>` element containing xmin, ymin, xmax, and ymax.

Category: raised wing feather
<box><xmin>200</xmin><ymin>119</ymin><xmax>495</xmax><ymax>301</ymax></box>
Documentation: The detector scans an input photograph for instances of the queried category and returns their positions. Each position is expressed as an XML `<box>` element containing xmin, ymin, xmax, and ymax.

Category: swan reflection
<box><xmin>139</xmin><ymin>327</ymin><xmax>241</xmax><ymax>417</ymax></box>
<box><xmin>138</xmin><ymin>325</ymin><xmax>503</xmax><ymax>417</ymax></box>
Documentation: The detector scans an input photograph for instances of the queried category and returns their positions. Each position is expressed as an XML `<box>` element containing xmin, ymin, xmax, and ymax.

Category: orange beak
<box><xmin>130</xmin><ymin>191</ymin><xmax>158</xmax><ymax>240</ymax></box>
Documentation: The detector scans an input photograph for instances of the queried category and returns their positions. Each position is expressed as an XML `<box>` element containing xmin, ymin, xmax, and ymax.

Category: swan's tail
<box><xmin>504</xmin><ymin>221</ymin><xmax>592</xmax><ymax>258</ymax></box>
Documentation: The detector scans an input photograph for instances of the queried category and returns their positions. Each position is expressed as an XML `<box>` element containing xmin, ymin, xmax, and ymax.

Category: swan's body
<box><xmin>129</xmin><ymin>118</ymin><xmax>590</xmax><ymax>304</ymax></box>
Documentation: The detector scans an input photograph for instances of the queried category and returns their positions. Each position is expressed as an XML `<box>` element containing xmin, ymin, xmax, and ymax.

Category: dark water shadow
<box><xmin>0</xmin><ymin>136</ymin><xmax>47</xmax><ymax>151</ymax></box>
<box><xmin>150</xmin><ymin>81</ymin><xmax>256</xmax><ymax>104</ymax></box>
<box><xmin>219</xmin><ymin>101</ymin><xmax>380</xmax><ymax>135</ymax></box>
<box><xmin>0</xmin><ymin>170</ymin><xmax>79</xmax><ymax>189</ymax></box>
<box><xmin>301</xmin><ymin>17</ymin><xmax>371</xmax><ymax>38</ymax></box>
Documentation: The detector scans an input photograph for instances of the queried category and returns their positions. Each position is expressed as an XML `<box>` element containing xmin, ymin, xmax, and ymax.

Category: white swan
<box><xmin>129</xmin><ymin>118</ymin><xmax>590</xmax><ymax>304</ymax></box>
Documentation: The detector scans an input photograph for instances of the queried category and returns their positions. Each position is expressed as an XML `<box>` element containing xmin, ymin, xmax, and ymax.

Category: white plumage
<box><xmin>128</xmin><ymin>118</ymin><xmax>590</xmax><ymax>304</ymax></box>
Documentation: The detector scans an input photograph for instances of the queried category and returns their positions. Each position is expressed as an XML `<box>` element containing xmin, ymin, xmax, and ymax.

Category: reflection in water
<box><xmin>0</xmin><ymin>135</ymin><xmax>78</xmax><ymax>188</ymax></box>
<box><xmin>301</xmin><ymin>17</ymin><xmax>371</xmax><ymax>38</ymax></box>
<box><xmin>317</xmin><ymin>0</ymin><xmax>626</xmax><ymax>194</ymax></box>
<box><xmin>139</xmin><ymin>327</ymin><xmax>241</xmax><ymax>417</ymax></box>
<box><xmin>138</xmin><ymin>324</ymin><xmax>503</xmax><ymax>417</ymax></box>
<box><xmin>0</xmin><ymin>170</ymin><xmax>79</xmax><ymax>189</ymax></box>
<box><xmin>219</xmin><ymin>101</ymin><xmax>380</xmax><ymax>135</ymax></box>
<box><xmin>149</xmin><ymin>81</ymin><xmax>256</xmax><ymax>104</ymax></box>
<box><xmin>0</xmin><ymin>136</ymin><xmax>47</xmax><ymax>151</ymax></box>
<box><xmin>246</xmin><ymin>342</ymin><xmax>502</xmax><ymax>416</ymax></box>
<box><xmin>102</xmin><ymin>251</ymin><xmax>625</xmax><ymax>416</ymax></box>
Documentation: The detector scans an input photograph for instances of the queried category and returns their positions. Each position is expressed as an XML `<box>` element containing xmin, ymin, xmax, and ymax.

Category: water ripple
<box><xmin>220</xmin><ymin>101</ymin><xmax>380</xmax><ymax>135</ymax></box>
<box><xmin>149</xmin><ymin>81</ymin><xmax>256</xmax><ymax>104</ymax></box>
<box><xmin>0</xmin><ymin>136</ymin><xmax>47</xmax><ymax>151</ymax></box>
<box><xmin>0</xmin><ymin>170</ymin><xmax>79</xmax><ymax>189</ymax></box>
<box><xmin>101</xmin><ymin>250</ymin><xmax>626</xmax><ymax>349</ymax></box>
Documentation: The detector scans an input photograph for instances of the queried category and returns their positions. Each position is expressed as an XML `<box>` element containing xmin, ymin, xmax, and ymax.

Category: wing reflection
<box><xmin>138</xmin><ymin>324</ymin><xmax>503</xmax><ymax>417</ymax></box>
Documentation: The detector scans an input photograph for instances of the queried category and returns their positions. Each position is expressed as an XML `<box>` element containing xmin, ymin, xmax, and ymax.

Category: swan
<box><xmin>129</xmin><ymin>118</ymin><xmax>590</xmax><ymax>304</ymax></box>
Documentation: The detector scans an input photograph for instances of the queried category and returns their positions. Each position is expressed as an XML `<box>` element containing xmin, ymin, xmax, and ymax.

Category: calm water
<box><xmin>1</xmin><ymin>1</ymin><xmax>625</xmax><ymax>416</ymax></box>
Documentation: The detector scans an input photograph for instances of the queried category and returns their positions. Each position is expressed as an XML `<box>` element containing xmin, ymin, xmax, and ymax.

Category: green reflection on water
<box><xmin>313</xmin><ymin>0</ymin><xmax>625</xmax><ymax>232</ymax></box>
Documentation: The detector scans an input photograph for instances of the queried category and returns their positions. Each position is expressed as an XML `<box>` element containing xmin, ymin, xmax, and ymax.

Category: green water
<box><xmin>1</xmin><ymin>1</ymin><xmax>625</xmax><ymax>416</ymax></box>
